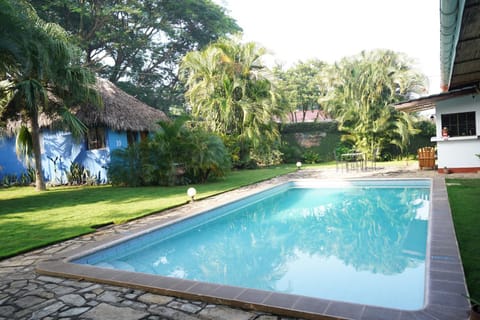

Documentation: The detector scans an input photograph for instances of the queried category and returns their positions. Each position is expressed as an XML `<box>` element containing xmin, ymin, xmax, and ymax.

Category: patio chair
<box><xmin>417</xmin><ymin>147</ymin><xmax>436</xmax><ymax>170</ymax></box>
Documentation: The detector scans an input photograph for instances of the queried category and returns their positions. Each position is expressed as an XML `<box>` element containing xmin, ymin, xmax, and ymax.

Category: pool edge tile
<box><xmin>35</xmin><ymin>176</ymin><xmax>471</xmax><ymax>320</ymax></box>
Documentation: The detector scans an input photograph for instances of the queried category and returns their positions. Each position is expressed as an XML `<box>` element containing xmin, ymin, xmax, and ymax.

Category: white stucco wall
<box><xmin>433</xmin><ymin>94</ymin><xmax>480</xmax><ymax>170</ymax></box>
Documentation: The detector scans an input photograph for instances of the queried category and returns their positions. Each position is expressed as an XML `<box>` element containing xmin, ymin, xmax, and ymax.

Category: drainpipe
<box><xmin>439</xmin><ymin>0</ymin><xmax>465</xmax><ymax>91</ymax></box>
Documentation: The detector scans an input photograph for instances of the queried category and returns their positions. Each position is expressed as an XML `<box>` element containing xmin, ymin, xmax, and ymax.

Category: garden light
<box><xmin>187</xmin><ymin>187</ymin><xmax>197</xmax><ymax>202</ymax></box>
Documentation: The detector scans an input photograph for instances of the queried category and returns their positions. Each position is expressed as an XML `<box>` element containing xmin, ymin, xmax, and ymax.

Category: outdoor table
<box><xmin>341</xmin><ymin>152</ymin><xmax>365</xmax><ymax>171</ymax></box>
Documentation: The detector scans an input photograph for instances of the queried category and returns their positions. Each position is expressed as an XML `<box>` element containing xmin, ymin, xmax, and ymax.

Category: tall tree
<box><xmin>179</xmin><ymin>36</ymin><xmax>284</xmax><ymax>166</ymax></box>
<box><xmin>274</xmin><ymin>60</ymin><xmax>327</xmax><ymax>122</ymax></box>
<box><xmin>320</xmin><ymin>50</ymin><xmax>426</xmax><ymax>157</ymax></box>
<box><xmin>0</xmin><ymin>0</ymin><xmax>98</xmax><ymax>191</ymax></box>
<box><xmin>31</xmin><ymin>0</ymin><xmax>241</xmax><ymax>112</ymax></box>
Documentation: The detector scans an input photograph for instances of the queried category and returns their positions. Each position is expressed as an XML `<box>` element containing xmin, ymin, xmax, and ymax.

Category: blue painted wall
<box><xmin>107</xmin><ymin>130</ymin><xmax>128</xmax><ymax>150</ymax></box>
<box><xmin>0</xmin><ymin>137</ymin><xmax>28</xmax><ymax>179</ymax></box>
<box><xmin>0</xmin><ymin>128</ymin><xmax>129</xmax><ymax>184</ymax></box>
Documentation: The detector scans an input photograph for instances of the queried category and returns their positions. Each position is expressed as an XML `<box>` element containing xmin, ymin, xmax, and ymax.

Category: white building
<box><xmin>396</xmin><ymin>0</ymin><xmax>480</xmax><ymax>173</ymax></box>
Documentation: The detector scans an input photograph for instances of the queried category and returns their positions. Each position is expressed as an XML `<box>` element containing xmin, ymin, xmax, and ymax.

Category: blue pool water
<box><xmin>75</xmin><ymin>180</ymin><xmax>430</xmax><ymax>310</ymax></box>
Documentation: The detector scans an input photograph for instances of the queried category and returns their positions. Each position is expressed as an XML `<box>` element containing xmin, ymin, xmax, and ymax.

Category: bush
<box><xmin>279</xmin><ymin>141</ymin><xmax>303</xmax><ymax>163</ymax></box>
<box><xmin>303</xmin><ymin>150</ymin><xmax>320</xmax><ymax>164</ymax></box>
<box><xmin>107</xmin><ymin>119</ymin><xmax>231</xmax><ymax>186</ymax></box>
<box><xmin>108</xmin><ymin>143</ymin><xmax>143</xmax><ymax>186</ymax></box>
<box><xmin>185</xmin><ymin>129</ymin><xmax>231</xmax><ymax>183</ymax></box>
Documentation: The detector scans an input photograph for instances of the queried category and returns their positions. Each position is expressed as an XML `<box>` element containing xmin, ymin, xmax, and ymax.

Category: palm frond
<box><xmin>15</xmin><ymin>125</ymin><xmax>34</xmax><ymax>165</ymax></box>
<box><xmin>59</xmin><ymin>106</ymin><xmax>87</xmax><ymax>140</ymax></box>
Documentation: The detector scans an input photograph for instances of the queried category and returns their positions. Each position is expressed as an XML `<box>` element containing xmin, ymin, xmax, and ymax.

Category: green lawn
<box><xmin>0</xmin><ymin>165</ymin><xmax>296</xmax><ymax>258</ymax></box>
<box><xmin>446</xmin><ymin>178</ymin><xmax>480</xmax><ymax>301</ymax></box>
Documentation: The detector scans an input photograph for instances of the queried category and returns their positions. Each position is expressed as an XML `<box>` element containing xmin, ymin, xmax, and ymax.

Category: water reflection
<box><xmin>93</xmin><ymin>186</ymin><xmax>429</xmax><ymax>309</ymax></box>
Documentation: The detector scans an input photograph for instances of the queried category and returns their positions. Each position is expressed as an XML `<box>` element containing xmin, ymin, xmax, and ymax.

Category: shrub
<box><xmin>303</xmin><ymin>150</ymin><xmax>321</xmax><ymax>164</ymax></box>
<box><xmin>66</xmin><ymin>162</ymin><xmax>91</xmax><ymax>185</ymax></box>
<box><xmin>279</xmin><ymin>141</ymin><xmax>302</xmax><ymax>163</ymax></box>
<box><xmin>107</xmin><ymin>119</ymin><xmax>231</xmax><ymax>186</ymax></box>
<box><xmin>108</xmin><ymin>143</ymin><xmax>143</xmax><ymax>186</ymax></box>
<box><xmin>185</xmin><ymin>129</ymin><xmax>231</xmax><ymax>183</ymax></box>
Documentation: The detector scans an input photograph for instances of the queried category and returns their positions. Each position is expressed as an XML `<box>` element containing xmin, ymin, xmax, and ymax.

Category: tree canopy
<box><xmin>30</xmin><ymin>0</ymin><xmax>241</xmax><ymax>112</ymax></box>
<box><xmin>274</xmin><ymin>60</ymin><xmax>327</xmax><ymax>122</ymax></box>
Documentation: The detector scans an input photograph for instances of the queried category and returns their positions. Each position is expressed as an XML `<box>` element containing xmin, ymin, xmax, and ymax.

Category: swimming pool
<box><xmin>37</xmin><ymin>178</ymin><xmax>470</xmax><ymax>320</ymax></box>
<box><xmin>74</xmin><ymin>180</ymin><xmax>429</xmax><ymax>310</ymax></box>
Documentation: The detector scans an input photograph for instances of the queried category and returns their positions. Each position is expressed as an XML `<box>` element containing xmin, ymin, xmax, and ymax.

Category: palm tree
<box><xmin>179</xmin><ymin>36</ymin><xmax>284</xmax><ymax>165</ymax></box>
<box><xmin>320</xmin><ymin>50</ymin><xmax>426</xmax><ymax>158</ymax></box>
<box><xmin>0</xmin><ymin>0</ymin><xmax>99</xmax><ymax>191</ymax></box>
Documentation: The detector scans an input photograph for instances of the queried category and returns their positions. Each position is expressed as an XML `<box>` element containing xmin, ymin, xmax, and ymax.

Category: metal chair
<box><xmin>369</xmin><ymin>148</ymin><xmax>378</xmax><ymax>170</ymax></box>
<box><xmin>334</xmin><ymin>150</ymin><xmax>345</xmax><ymax>172</ymax></box>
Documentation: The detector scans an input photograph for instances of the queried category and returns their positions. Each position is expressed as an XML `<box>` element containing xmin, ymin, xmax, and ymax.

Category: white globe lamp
<box><xmin>187</xmin><ymin>187</ymin><xmax>197</xmax><ymax>202</ymax></box>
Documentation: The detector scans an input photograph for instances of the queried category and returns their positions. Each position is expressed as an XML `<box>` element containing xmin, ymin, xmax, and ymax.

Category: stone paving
<box><xmin>0</xmin><ymin>164</ymin><xmax>475</xmax><ymax>320</ymax></box>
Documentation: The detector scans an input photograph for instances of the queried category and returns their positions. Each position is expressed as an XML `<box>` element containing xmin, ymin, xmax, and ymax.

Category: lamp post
<box><xmin>187</xmin><ymin>187</ymin><xmax>197</xmax><ymax>202</ymax></box>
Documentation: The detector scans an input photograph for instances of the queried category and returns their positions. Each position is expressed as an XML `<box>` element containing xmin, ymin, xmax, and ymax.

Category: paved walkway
<box><xmin>0</xmin><ymin>165</ymin><xmax>475</xmax><ymax>320</ymax></box>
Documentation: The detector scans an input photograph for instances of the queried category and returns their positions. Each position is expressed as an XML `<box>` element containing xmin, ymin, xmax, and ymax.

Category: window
<box><xmin>140</xmin><ymin>131</ymin><xmax>148</xmax><ymax>141</ymax></box>
<box><xmin>126</xmin><ymin>131</ymin><xmax>148</xmax><ymax>146</ymax></box>
<box><xmin>126</xmin><ymin>130</ymin><xmax>138</xmax><ymax>146</ymax></box>
<box><xmin>441</xmin><ymin>111</ymin><xmax>476</xmax><ymax>137</ymax></box>
<box><xmin>86</xmin><ymin>127</ymin><xmax>106</xmax><ymax>150</ymax></box>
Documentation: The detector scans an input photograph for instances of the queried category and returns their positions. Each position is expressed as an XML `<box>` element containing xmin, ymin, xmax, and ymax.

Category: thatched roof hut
<box><xmin>75</xmin><ymin>78</ymin><xmax>169</xmax><ymax>132</ymax></box>
<box><xmin>4</xmin><ymin>78</ymin><xmax>169</xmax><ymax>134</ymax></box>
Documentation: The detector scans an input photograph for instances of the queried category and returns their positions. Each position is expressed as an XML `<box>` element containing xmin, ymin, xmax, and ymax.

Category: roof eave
<box><xmin>394</xmin><ymin>85</ymin><xmax>477</xmax><ymax>113</ymax></box>
<box><xmin>440</xmin><ymin>0</ymin><xmax>466</xmax><ymax>91</ymax></box>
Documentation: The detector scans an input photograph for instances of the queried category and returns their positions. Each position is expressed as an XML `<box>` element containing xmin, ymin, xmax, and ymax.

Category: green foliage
<box><xmin>179</xmin><ymin>36</ymin><xmax>284</xmax><ymax>166</ymax></box>
<box><xmin>321</xmin><ymin>50</ymin><xmax>427</xmax><ymax>158</ymax></box>
<box><xmin>0</xmin><ymin>0</ymin><xmax>99</xmax><ymax>191</ymax></box>
<box><xmin>108</xmin><ymin>143</ymin><xmax>144</xmax><ymax>187</ymax></box>
<box><xmin>146</xmin><ymin>117</ymin><xmax>191</xmax><ymax>186</ymax></box>
<box><xmin>279</xmin><ymin>141</ymin><xmax>303</xmax><ymax>164</ymax></box>
<box><xmin>108</xmin><ymin>118</ymin><xmax>230</xmax><ymax>186</ymax></box>
<box><xmin>221</xmin><ymin>134</ymin><xmax>259</xmax><ymax>169</ymax></box>
<box><xmin>273</xmin><ymin>59</ymin><xmax>327</xmax><ymax>118</ymax></box>
<box><xmin>1</xmin><ymin>167</ymin><xmax>35</xmax><ymax>187</ymax></box>
<box><xmin>66</xmin><ymin>162</ymin><xmax>91</xmax><ymax>186</ymax></box>
<box><xmin>414</xmin><ymin>119</ymin><xmax>436</xmax><ymax>136</ymax></box>
<box><xmin>15</xmin><ymin>125</ymin><xmax>33</xmax><ymax>165</ymax></box>
<box><xmin>303</xmin><ymin>150</ymin><xmax>320</xmax><ymax>164</ymax></box>
<box><xmin>335</xmin><ymin>142</ymin><xmax>354</xmax><ymax>156</ymax></box>
<box><xmin>186</xmin><ymin>128</ymin><xmax>231</xmax><ymax>183</ymax></box>
<box><xmin>279</xmin><ymin>122</ymin><xmax>343</xmax><ymax>163</ymax></box>
<box><xmin>250</xmin><ymin>141</ymin><xmax>283</xmax><ymax>167</ymax></box>
<box><xmin>30</xmin><ymin>0</ymin><xmax>241</xmax><ymax>112</ymax></box>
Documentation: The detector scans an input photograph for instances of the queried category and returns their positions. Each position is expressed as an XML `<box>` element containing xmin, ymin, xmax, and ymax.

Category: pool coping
<box><xmin>36</xmin><ymin>177</ymin><xmax>471</xmax><ymax>320</ymax></box>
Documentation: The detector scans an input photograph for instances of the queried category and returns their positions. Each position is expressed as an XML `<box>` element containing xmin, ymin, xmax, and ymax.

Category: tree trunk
<box><xmin>30</xmin><ymin>112</ymin><xmax>46</xmax><ymax>191</ymax></box>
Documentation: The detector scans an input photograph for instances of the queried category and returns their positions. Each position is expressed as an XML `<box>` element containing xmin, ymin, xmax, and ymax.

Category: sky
<box><xmin>214</xmin><ymin>0</ymin><xmax>441</xmax><ymax>94</ymax></box>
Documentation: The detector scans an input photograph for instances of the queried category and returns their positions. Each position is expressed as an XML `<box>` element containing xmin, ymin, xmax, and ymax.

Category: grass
<box><xmin>446</xmin><ymin>178</ymin><xmax>480</xmax><ymax>301</ymax></box>
<box><xmin>0</xmin><ymin>165</ymin><xmax>296</xmax><ymax>258</ymax></box>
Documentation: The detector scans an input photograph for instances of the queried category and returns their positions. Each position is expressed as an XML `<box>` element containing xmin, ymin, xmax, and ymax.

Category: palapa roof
<box><xmin>75</xmin><ymin>78</ymin><xmax>169</xmax><ymax>132</ymax></box>
<box><xmin>4</xmin><ymin>78</ymin><xmax>169</xmax><ymax>134</ymax></box>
